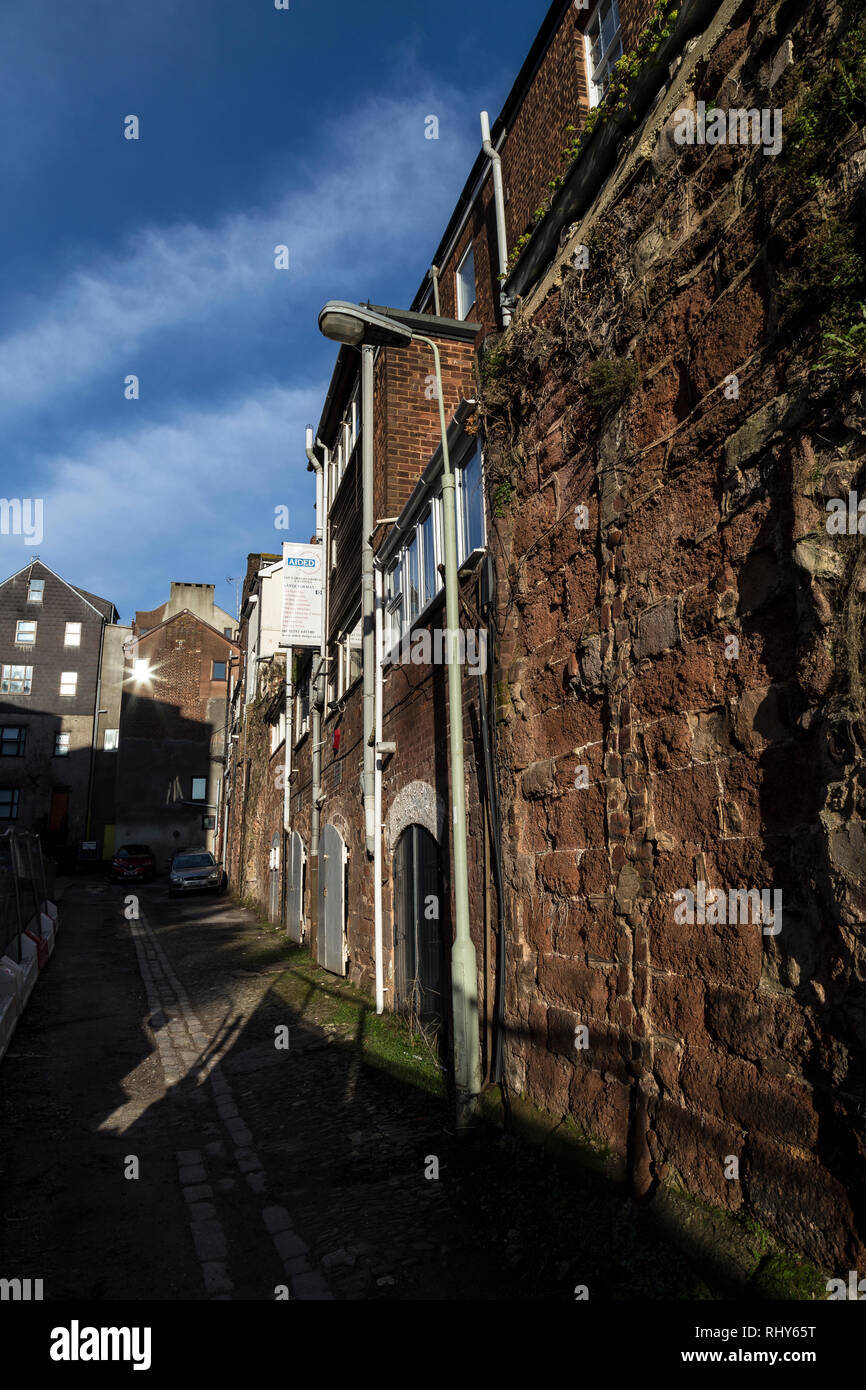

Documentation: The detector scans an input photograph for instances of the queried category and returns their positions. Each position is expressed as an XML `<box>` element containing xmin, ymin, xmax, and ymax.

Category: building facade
<box><xmin>220</xmin><ymin>553</ymin><xmax>288</xmax><ymax>915</ymax></box>
<box><xmin>115</xmin><ymin>586</ymin><xmax>239</xmax><ymax>868</ymax></box>
<box><xmin>225</xmin><ymin>0</ymin><xmax>866</xmax><ymax>1268</ymax></box>
<box><xmin>0</xmin><ymin>559</ymin><xmax>123</xmax><ymax>864</ymax></box>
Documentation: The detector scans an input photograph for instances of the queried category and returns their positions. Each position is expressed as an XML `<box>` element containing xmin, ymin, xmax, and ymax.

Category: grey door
<box><xmin>393</xmin><ymin>824</ymin><xmax>445</xmax><ymax>1023</ymax></box>
<box><xmin>286</xmin><ymin>830</ymin><xmax>305</xmax><ymax>944</ymax></box>
<box><xmin>317</xmin><ymin>824</ymin><xmax>346</xmax><ymax>976</ymax></box>
<box><xmin>268</xmin><ymin>833</ymin><xmax>281</xmax><ymax>924</ymax></box>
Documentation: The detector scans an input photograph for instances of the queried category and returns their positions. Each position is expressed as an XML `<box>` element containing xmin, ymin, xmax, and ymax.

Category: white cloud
<box><xmin>15</xmin><ymin>383</ymin><xmax>322</xmax><ymax>617</ymax></box>
<box><xmin>0</xmin><ymin>86</ymin><xmax>478</xmax><ymax>422</ymax></box>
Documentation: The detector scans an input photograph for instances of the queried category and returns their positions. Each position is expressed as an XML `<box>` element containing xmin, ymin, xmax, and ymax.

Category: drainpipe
<box><xmin>360</xmin><ymin>344</ymin><xmax>376</xmax><ymax>856</ymax></box>
<box><xmin>429</xmin><ymin>265</ymin><xmax>441</xmax><ymax>316</ymax></box>
<box><xmin>414</xmin><ymin>332</ymin><xmax>482</xmax><ymax>1128</ymax></box>
<box><xmin>480</xmin><ymin>111</ymin><xmax>513</xmax><ymax>328</ymax></box>
<box><xmin>283</xmin><ymin>646</ymin><xmax>293</xmax><ymax>834</ymax></box>
<box><xmin>373</xmin><ymin>565</ymin><xmax>385</xmax><ymax>1014</ymax></box>
<box><xmin>306</xmin><ymin>427</ymin><xmax>329</xmax><ymax>865</ymax></box>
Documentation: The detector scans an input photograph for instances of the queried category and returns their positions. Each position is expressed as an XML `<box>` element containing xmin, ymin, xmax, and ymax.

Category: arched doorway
<box><xmin>268</xmin><ymin>832</ymin><xmax>281</xmax><ymax>924</ymax></box>
<box><xmin>393</xmin><ymin>824</ymin><xmax>445</xmax><ymax>1024</ymax></box>
<box><xmin>286</xmin><ymin>830</ymin><xmax>305</xmax><ymax>944</ymax></box>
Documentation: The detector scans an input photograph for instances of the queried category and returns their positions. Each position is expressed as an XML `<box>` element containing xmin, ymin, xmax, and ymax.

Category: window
<box><xmin>0</xmin><ymin>789</ymin><xmax>19</xmax><ymax>820</ymax></box>
<box><xmin>349</xmin><ymin>382</ymin><xmax>362</xmax><ymax>450</ymax></box>
<box><xmin>458</xmin><ymin>442</ymin><xmax>485</xmax><ymax>559</ymax></box>
<box><xmin>385</xmin><ymin>561</ymin><xmax>404</xmax><ymax>656</ymax></box>
<box><xmin>0</xmin><ymin>727</ymin><xmax>26</xmax><ymax>757</ymax></box>
<box><xmin>223</xmin><ymin>627</ymin><xmax>234</xmax><ymax>639</ymax></box>
<box><xmin>64</xmin><ymin>622</ymin><xmax>82</xmax><ymax>646</ymax></box>
<box><xmin>405</xmin><ymin>533</ymin><xmax>420</xmax><ymax>625</ymax></box>
<box><xmin>456</xmin><ymin>243</ymin><xmax>476</xmax><ymax>319</ymax></box>
<box><xmin>27</xmin><ymin>578</ymin><xmax>44</xmax><ymax>603</ymax></box>
<box><xmin>212</xmin><ymin>660</ymin><xmax>227</xmax><ymax>681</ymax></box>
<box><xmin>270</xmin><ymin>709</ymin><xmax>287</xmax><ymax>754</ymax></box>
<box><xmin>296</xmin><ymin>665</ymin><xmax>311</xmax><ymax>737</ymax></box>
<box><xmin>15</xmin><ymin>620</ymin><xmax>37</xmax><ymax>645</ymax></box>
<box><xmin>338</xmin><ymin>611</ymin><xmax>363</xmax><ymax>696</ymax></box>
<box><xmin>191</xmin><ymin>777</ymin><xmax>207</xmax><ymax>802</ymax></box>
<box><xmin>54</xmin><ymin>733</ymin><xmax>70</xmax><ymax>757</ymax></box>
<box><xmin>584</xmin><ymin>0</ymin><xmax>623</xmax><ymax>105</ymax></box>
<box><xmin>1</xmin><ymin>665</ymin><xmax>32</xmax><ymax>694</ymax></box>
<box><xmin>60</xmin><ymin>671</ymin><xmax>78</xmax><ymax>696</ymax></box>
<box><xmin>419</xmin><ymin>506</ymin><xmax>438</xmax><ymax>608</ymax></box>
<box><xmin>103</xmin><ymin>728</ymin><xmax>119</xmax><ymax>751</ymax></box>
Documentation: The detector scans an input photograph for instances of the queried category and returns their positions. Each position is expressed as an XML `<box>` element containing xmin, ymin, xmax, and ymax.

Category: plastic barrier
<box><xmin>0</xmin><ymin>960</ymin><xmax>20</xmax><ymax>1063</ymax></box>
<box><xmin>24</xmin><ymin>912</ymin><xmax>55</xmax><ymax>971</ymax></box>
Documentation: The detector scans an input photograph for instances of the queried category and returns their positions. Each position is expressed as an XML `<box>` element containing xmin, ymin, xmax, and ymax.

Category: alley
<box><xmin>0</xmin><ymin>880</ymin><xmax>713</xmax><ymax>1301</ymax></box>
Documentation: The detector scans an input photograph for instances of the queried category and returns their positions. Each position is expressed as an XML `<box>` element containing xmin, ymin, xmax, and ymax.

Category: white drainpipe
<box><xmin>480</xmin><ymin>111</ymin><xmax>513</xmax><ymax>328</ymax></box>
<box><xmin>283</xmin><ymin>645</ymin><xmax>293</xmax><ymax>834</ymax></box>
<box><xmin>306</xmin><ymin>427</ymin><xmax>329</xmax><ymax>863</ymax></box>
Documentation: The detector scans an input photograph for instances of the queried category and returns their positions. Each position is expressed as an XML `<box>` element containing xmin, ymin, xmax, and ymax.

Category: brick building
<box><xmin>220</xmin><ymin>554</ymin><xmax>288</xmax><ymax>916</ymax></box>
<box><xmin>0</xmin><ymin>558</ymin><xmax>124</xmax><ymax>863</ymax></box>
<box><xmin>228</xmin><ymin>0</ymin><xmax>866</xmax><ymax>1267</ymax></box>
<box><xmin>116</xmin><ymin>586</ymin><xmax>239</xmax><ymax>868</ymax></box>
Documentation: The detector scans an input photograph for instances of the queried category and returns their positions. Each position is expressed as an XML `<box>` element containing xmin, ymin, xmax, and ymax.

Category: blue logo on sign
<box><xmin>285</xmin><ymin>558</ymin><xmax>317</xmax><ymax>568</ymax></box>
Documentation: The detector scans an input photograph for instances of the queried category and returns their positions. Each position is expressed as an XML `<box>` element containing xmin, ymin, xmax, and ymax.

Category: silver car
<box><xmin>168</xmin><ymin>849</ymin><xmax>225</xmax><ymax>896</ymax></box>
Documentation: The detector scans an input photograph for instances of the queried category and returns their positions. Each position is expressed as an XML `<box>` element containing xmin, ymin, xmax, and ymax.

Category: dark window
<box><xmin>0</xmin><ymin>789</ymin><xmax>20</xmax><ymax>819</ymax></box>
<box><xmin>212</xmin><ymin>661</ymin><xmax>227</xmax><ymax>681</ymax></box>
<box><xmin>0</xmin><ymin>727</ymin><xmax>26</xmax><ymax>756</ymax></box>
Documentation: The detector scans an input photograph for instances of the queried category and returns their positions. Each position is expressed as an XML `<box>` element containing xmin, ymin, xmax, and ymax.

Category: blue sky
<box><xmin>0</xmin><ymin>0</ymin><xmax>550</xmax><ymax>625</ymax></box>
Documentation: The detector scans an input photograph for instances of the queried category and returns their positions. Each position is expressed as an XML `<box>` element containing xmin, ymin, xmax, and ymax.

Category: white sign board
<box><xmin>280</xmin><ymin>542</ymin><xmax>323</xmax><ymax>648</ymax></box>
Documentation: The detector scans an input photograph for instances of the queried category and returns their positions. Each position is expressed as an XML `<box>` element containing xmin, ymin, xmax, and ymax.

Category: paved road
<box><xmin>0</xmin><ymin>880</ymin><xmax>549</xmax><ymax>1300</ymax></box>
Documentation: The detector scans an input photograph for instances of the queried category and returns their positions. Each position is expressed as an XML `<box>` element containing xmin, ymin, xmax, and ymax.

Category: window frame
<box><xmin>103</xmin><ymin>728</ymin><xmax>119</xmax><ymax>751</ymax></box>
<box><xmin>0</xmin><ymin>788</ymin><xmax>20</xmax><ymax>820</ymax></box>
<box><xmin>54</xmin><ymin>732</ymin><xmax>70</xmax><ymax>757</ymax></box>
<box><xmin>0</xmin><ymin>726</ymin><xmax>26</xmax><ymax>757</ymax></box>
<box><xmin>295</xmin><ymin>661</ymin><xmax>311</xmax><ymax>739</ymax></box>
<box><xmin>190</xmin><ymin>777</ymin><xmax>207</xmax><ymax>803</ymax></box>
<box><xmin>456</xmin><ymin>242</ymin><xmax>476</xmax><ymax>320</ymax></box>
<box><xmin>1</xmin><ymin>665</ymin><xmax>33</xmax><ymax>695</ymax></box>
<box><xmin>583</xmin><ymin>0</ymin><xmax>623</xmax><ymax>106</ymax></box>
<box><xmin>212</xmin><ymin>660</ymin><xmax>227</xmax><ymax>681</ymax></box>
<box><xmin>59</xmin><ymin>671</ymin><xmax>78</xmax><ymax>697</ymax></box>
<box><xmin>27</xmin><ymin>579</ymin><xmax>44</xmax><ymax>604</ymax></box>
<box><xmin>337</xmin><ymin>608</ymin><xmax>363</xmax><ymax>698</ymax></box>
<box><xmin>15</xmin><ymin>620</ymin><xmax>37</xmax><ymax>645</ymax></box>
<box><xmin>64</xmin><ymin>621</ymin><xmax>82</xmax><ymax>647</ymax></box>
<box><xmin>457</xmin><ymin>440</ymin><xmax>486</xmax><ymax>562</ymax></box>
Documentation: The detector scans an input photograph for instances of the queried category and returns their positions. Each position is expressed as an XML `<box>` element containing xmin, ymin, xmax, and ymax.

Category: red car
<box><xmin>109</xmin><ymin>844</ymin><xmax>156</xmax><ymax>883</ymax></box>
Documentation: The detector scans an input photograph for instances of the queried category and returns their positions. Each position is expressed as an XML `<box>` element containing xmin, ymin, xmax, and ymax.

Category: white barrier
<box><xmin>0</xmin><ymin>959</ymin><xmax>20</xmax><ymax>1062</ymax></box>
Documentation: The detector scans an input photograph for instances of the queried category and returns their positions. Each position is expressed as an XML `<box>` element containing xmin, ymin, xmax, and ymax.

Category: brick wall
<box><xmin>481</xmin><ymin>0</ymin><xmax>866</xmax><ymax>1268</ymax></box>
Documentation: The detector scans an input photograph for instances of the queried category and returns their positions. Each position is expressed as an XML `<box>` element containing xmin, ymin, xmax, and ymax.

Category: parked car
<box><xmin>109</xmin><ymin>844</ymin><xmax>156</xmax><ymax>883</ymax></box>
<box><xmin>168</xmin><ymin>849</ymin><xmax>226</xmax><ymax>897</ymax></box>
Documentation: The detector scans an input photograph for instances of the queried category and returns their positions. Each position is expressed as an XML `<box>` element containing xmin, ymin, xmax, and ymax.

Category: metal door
<box><xmin>317</xmin><ymin>824</ymin><xmax>346</xmax><ymax>976</ymax></box>
<box><xmin>268</xmin><ymin>833</ymin><xmax>281</xmax><ymax>924</ymax></box>
<box><xmin>393</xmin><ymin>824</ymin><xmax>444</xmax><ymax>1022</ymax></box>
<box><xmin>286</xmin><ymin>831</ymin><xmax>305</xmax><ymax>943</ymax></box>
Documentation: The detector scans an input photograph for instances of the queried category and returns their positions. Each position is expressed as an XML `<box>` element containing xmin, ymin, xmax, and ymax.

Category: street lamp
<box><xmin>317</xmin><ymin>299</ymin><xmax>482</xmax><ymax>1128</ymax></box>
